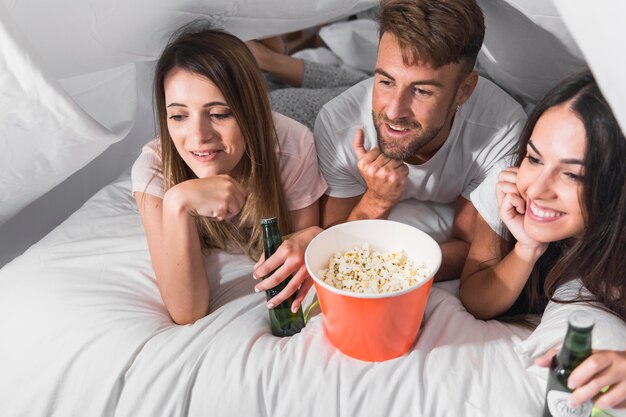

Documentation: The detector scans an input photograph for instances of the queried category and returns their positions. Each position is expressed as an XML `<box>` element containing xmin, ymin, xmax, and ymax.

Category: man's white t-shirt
<box><xmin>314</xmin><ymin>76</ymin><xmax>527</xmax><ymax>202</ymax></box>
<box><xmin>469</xmin><ymin>155</ymin><xmax>516</xmax><ymax>236</ymax></box>
<box><xmin>313</xmin><ymin>76</ymin><xmax>526</xmax><ymax>241</ymax></box>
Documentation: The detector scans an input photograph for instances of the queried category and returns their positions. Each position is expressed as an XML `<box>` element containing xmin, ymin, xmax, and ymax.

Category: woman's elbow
<box><xmin>168</xmin><ymin>303</ymin><xmax>210</xmax><ymax>325</ymax></box>
<box><xmin>459</xmin><ymin>280</ymin><xmax>496</xmax><ymax>320</ymax></box>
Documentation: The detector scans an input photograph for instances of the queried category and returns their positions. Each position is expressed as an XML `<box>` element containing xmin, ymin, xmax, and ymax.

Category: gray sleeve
<box><xmin>268</xmin><ymin>60</ymin><xmax>369</xmax><ymax>130</ymax></box>
<box><xmin>269</xmin><ymin>86</ymin><xmax>350</xmax><ymax>131</ymax></box>
<box><xmin>301</xmin><ymin>60</ymin><xmax>369</xmax><ymax>89</ymax></box>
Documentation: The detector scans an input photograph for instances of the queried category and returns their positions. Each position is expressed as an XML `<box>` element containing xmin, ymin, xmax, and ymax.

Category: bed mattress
<box><xmin>0</xmin><ymin>172</ymin><xmax>548</xmax><ymax>416</ymax></box>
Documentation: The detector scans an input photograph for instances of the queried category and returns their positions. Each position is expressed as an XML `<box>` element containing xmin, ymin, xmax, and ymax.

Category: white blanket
<box><xmin>0</xmin><ymin>173</ymin><xmax>551</xmax><ymax>416</ymax></box>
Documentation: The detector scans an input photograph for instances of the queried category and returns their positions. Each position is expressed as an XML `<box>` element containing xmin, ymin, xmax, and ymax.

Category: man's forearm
<box><xmin>346</xmin><ymin>191</ymin><xmax>395</xmax><ymax>222</ymax></box>
<box><xmin>434</xmin><ymin>238</ymin><xmax>470</xmax><ymax>282</ymax></box>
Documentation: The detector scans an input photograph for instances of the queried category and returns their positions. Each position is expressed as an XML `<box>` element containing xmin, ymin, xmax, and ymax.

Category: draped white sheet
<box><xmin>0</xmin><ymin>2</ymin><xmax>128</xmax><ymax>226</ymax></box>
<box><xmin>0</xmin><ymin>0</ymin><xmax>377</xmax><ymax>229</ymax></box>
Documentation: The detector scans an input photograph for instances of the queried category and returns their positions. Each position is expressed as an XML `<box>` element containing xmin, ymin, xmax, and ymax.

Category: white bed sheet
<box><xmin>0</xmin><ymin>172</ymin><xmax>546</xmax><ymax>417</ymax></box>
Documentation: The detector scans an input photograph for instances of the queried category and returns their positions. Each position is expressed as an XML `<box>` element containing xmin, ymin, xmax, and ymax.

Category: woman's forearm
<box><xmin>459</xmin><ymin>243</ymin><xmax>544</xmax><ymax>319</ymax></box>
<box><xmin>160</xmin><ymin>189</ymin><xmax>210</xmax><ymax>324</ymax></box>
<box><xmin>261</xmin><ymin>52</ymin><xmax>304</xmax><ymax>88</ymax></box>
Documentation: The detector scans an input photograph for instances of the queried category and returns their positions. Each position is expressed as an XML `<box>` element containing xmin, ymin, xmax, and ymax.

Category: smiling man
<box><xmin>314</xmin><ymin>0</ymin><xmax>527</xmax><ymax>281</ymax></box>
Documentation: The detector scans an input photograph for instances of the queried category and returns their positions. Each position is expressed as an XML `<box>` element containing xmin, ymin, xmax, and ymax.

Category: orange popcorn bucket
<box><xmin>305</xmin><ymin>220</ymin><xmax>441</xmax><ymax>362</ymax></box>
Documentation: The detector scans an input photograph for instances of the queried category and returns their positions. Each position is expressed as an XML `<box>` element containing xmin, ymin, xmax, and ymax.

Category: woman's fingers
<box><xmin>263</xmin><ymin>266</ymin><xmax>308</xmax><ymax>309</ymax></box>
<box><xmin>252</xmin><ymin>231</ymin><xmax>314</xmax><ymax>310</ymax></box>
<box><xmin>595</xmin><ymin>381</ymin><xmax>626</xmax><ymax>409</ymax></box>
<box><xmin>191</xmin><ymin>175</ymin><xmax>248</xmax><ymax>221</ymax></box>
<box><xmin>254</xmin><ymin>258</ymin><xmax>290</xmax><ymax>288</ymax></box>
<box><xmin>569</xmin><ymin>351</ymin><xmax>626</xmax><ymax>409</ymax></box>
<box><xmin>496</xmin><ymin>181</ymin><xmax>519</xmax><ymax>196</ymax></box>
<box><xmin>534</xmin><ymin>347</ymin><xmax>559</xmax><ymax>367</ymax></box>
<box><xmin>592</xmin><ymin>380</ymin><xmax>626</xmax><ymax>410</ymax></box>
<box><xmin>569</xmin><ymin>353</ymin><xmax>613</xmax><ymax>389</ymax></box>
<box><xmin>507</xmin><ymin>193</ymin><xmax>526</xmax><ymax>215</ymax></box>
<box><xmin>569</xmin><ymin>367</ymin><xmax>613</xmax><ymax>407</ymax></box>
<box><xmin>225</xmin><ymin>177</ymin><xmax>247</xmax><ymax>214</ymax></box>
<box><xmin>498</xmin><ymin>166</ymin><xmax>518</xmax><ymax>180</ymax></box>
<box><xmin>499</xmin><ymin>193</ymin><xmax>525</xmax><ymax>222</ymax></box>
<box><xmin>254</xmin><ymin>253</ymin><xmax>265</xmax><ymax>271</ymax></box>
<box><xmin>291</xmin><ymin>276</ymin><xmax>314</xmax><ymax>313</ymax></box>
<box><xmin>496</xmin><ymin>167</ymin><xmax>520</xmax><ymax>207</ymax></box>
<box><xmin>253</xmin><ymin>242</ymin><xmax>291</xmax><ymax>280</ymax></box>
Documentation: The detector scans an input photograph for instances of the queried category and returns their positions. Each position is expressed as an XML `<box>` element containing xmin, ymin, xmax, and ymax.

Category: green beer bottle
<box><xmin>260</xmin><ymin>217</ymin><xmax>305</xmax><ymax>337</ymax></box>
<box><xmin>542</xmin><ymin>311</ymin><xmax>594</xmax><ymax>417</ymax></box>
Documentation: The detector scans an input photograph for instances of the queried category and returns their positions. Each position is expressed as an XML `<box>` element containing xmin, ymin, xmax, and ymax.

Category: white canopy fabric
<box><xmin>0</xmin><ymin>0</ymin><xmax>624</xmax><ymax>263</ymax></box>
<box><xmin>0</xmin><ymin>0</ymin><xmax>376</xmax><ymax>264</ymax></box>
<box><xmin>553</xmin><ymin>0</ymin><xmax>626</xmax><ymax>134</ymax></box>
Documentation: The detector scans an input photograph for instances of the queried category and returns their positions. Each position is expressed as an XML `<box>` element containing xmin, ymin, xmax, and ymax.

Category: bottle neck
<box><xmin>558</xmin><ymin>326</ymin><xmax>592</xmax><ymax>369</ymax></box>
<box><xmin>262</xmin><ymin>222</ymin><xmax>283</xmax><ymax>259</ymax></box>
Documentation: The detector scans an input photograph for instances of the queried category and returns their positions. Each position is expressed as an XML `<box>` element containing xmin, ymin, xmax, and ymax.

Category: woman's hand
<box><xmin>252</xmin><ymin>226</ymin><xmax>322</xmax><ymax>312</ymax></box>
<box><xmin>568</xmin><ymin>350</ymin><xmax>626</xmax><ymax>409</ymax></box>
<box><xmin>535</xmin><ymin>349</ymin><xmax>626</xmax><ymax>409</ymax></box>
<box><xmin>165</xmin><ymin>175</ymin><xmax>247</xmax><ymax>221</ymax></box>
<box><xmin>496</xmin><ymin>167</ymin><xmax>547</xmax><ymax>255</ymax></box>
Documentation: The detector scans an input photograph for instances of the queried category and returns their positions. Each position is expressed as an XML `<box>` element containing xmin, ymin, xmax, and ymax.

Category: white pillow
<box><xmin>291</xmin><ymin>47</ymin><xmax>344</xmax><ymax>67</ymax></box>
<box><xmin>515</xmin><ymin>279</ymin><xmax>626</xmax><ymax>366</ymax></box>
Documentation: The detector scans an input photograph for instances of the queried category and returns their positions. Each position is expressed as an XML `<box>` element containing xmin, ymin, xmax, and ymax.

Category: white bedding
<box><xmin>0</xmin><ymin>172</ymin><xmax>550</xmax><ymax>416</ymax></box>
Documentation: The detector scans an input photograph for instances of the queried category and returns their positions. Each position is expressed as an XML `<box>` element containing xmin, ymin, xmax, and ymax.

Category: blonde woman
<box><xmin>132</xmin><ymin>23</ymin><xmax>327</xmax><ymax>324</ymax></box>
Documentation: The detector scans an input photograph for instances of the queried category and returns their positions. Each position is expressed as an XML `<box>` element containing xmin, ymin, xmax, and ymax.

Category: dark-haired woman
<box><xmin>459</xmin><ymin>70</ymin><xmax>626</xmax><ymax>409</ymax></box>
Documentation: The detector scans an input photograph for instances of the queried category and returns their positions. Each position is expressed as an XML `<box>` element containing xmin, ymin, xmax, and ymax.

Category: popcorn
<box><xmin>318</xmin><ymin>244</ymin><xmax>431</xmax><ymax>294</ymax></box>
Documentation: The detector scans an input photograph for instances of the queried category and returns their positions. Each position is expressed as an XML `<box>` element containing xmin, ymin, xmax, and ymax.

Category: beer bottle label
<box><xmin>546</xmin><ymin>391</ymin><xmax>592</xmax><ymax>417</ymax></box>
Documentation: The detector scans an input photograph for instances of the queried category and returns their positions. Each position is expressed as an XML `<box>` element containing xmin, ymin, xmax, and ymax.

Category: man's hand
<box><xmin>352</xmin><ymin>128</ymin><xmax>409</xmax><ymax>211</ymax></box>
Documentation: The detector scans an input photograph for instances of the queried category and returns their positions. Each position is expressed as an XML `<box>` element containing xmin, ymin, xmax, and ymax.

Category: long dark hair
<box><xmin>504</xmin><ymin>70</ymin><xmax>626</xmax><ymax>320</ymax></box>
<box><xmin>153</xmin><ymin>22</ymin><xmax>291</xmax><ymax>258</ymax></box>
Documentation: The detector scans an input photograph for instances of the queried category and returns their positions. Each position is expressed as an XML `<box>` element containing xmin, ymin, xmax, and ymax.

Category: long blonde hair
<box><xmin>154</xmin><ymin>23</ymin><xmax>291</xmax><ymax>258</ymax></box>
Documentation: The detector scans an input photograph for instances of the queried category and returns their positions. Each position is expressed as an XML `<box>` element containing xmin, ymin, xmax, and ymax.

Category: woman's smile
<box><xmin>526</xmin><ymin>200</ymin><xmax>565</xmax><ymax>222</ymax></box>
<box><xmin>190</xmin><ymin>149</ymin><xmax>222</xmax><ymax>162</ymax></box>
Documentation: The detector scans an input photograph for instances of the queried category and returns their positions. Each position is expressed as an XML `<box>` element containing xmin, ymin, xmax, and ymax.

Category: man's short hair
<box><xmin>378</xmin><ymin>0</ymin><xmax>485</xmax><ymax>75</ymax></box>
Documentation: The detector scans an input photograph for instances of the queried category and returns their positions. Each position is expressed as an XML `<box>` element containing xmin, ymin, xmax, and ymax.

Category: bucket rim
<box><xmin>305</xmin><ymin>219</ymin><xmax>440</xmax><ymax>299</ymax></box>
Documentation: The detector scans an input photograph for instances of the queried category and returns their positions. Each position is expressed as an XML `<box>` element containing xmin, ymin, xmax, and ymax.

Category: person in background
<box><xmin>312</xmin><ymin>0</ymin><xmax>527</xmax><ymax>281</ymax></box>
<box><xmin>131</xmin><ymin>23</ymin><xmax>327</xmax><ymax>324</ymax></box>
<box><xmin>245</xmin><ymin>30</ymin><xmax>370</xmax><ymax>130</ymax></box>
<box><xmin>459</xmin><ymin>70</ymin><xmax>626</xmax><ymax>410</ymax></box>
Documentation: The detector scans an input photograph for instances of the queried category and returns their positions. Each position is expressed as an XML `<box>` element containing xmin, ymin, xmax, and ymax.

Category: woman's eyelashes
<box><xmin>167</xmin><ymin>111</ymin><xmax>232</xmax><ymax>122</ymax></box>
<box><xmin>210</xmin><ymin>111</ymin><xmax>232</xmax><ymax>120</ymax></box>
<box><xmin>525</xmin><ymin>154</ymin><xmax>541</xmax><ymax>165</ymax></box>
<box><xmin>168</xmin><ymin>114</ymin><xmax>186</xmax><ymax>121</ymax></box>
<box><xmin>524</xmin><ymin>153</ymin><xmax>583</xmax><ymax>182</ymax></box>
<box><xmin>563</xmin><ymin>171</ymin><xmax>583</xmax><ymax>182</ymax></box>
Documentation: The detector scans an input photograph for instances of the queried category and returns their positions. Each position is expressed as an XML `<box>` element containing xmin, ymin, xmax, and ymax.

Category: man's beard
<box><xmin>372</xmin><ymin>111</ymin><xmax>445</xmax><ymax>161</ymax></box>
